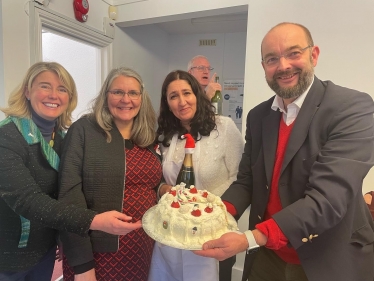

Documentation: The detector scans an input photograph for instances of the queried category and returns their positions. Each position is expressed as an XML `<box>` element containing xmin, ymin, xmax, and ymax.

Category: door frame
<box><xmin>28</xmin><ymin>2</ymin><xmax>113</xmax><ymax>82</ymax></box>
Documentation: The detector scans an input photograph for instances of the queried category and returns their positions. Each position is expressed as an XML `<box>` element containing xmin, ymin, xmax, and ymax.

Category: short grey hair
<box><xmin>187</xmin><ymin>55</ymin><xmax>209</xmax><ymax>71</ymax></box>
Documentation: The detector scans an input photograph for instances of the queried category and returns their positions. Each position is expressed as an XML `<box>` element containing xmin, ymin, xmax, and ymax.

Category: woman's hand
<box><xmin>74</xmin><ymin>269</ymin><xmax>97</xmax><ymax>281</ymax></box>
<box><xmin>159</xmin><ymin>184</ymin><xmax>172</xmax><ymax>197</ymax></box>
<box><xmin>55</xmin><ymin>244</ymin><xmax>63</xmax><ymax>261</ymax></box>
<box><xmin>90</xmin><ymin>211</ymin><xmax>142</xmax><ymax>235</ymax></box>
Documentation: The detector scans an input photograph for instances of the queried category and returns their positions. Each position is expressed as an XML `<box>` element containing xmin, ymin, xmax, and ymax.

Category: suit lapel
<box><xmin>281</xmin><ymin>78</ymin><xmax>325</xmax><ymax>174</ymax></box>
<box><xmin>262</xmin><ymin>108</ymin><xmax>281</xmax><ymax>186</ymax></box>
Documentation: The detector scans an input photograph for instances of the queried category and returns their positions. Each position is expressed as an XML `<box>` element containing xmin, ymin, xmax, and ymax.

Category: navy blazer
<box><xmin>223</xmin><ymin>77</ymin><xmax>374</xmax><ymax>281</ymax></box>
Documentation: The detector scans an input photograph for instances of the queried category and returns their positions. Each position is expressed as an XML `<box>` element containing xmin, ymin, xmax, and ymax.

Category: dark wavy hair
<box><xmin>157</xmin><ymin>70</ymin><xmax>216</xmax><ymax>146</ymax></box>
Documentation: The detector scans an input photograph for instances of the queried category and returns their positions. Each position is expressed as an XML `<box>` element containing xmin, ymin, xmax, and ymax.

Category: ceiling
<box><xmin>117</xmin><ymin>12</ymin><xmax>248</xmax><ymax>35</ymax></box>
<box><xmin>154</xmin><ymin>12</ymin><xmax>248</xmax><ymax>35</ymax></box>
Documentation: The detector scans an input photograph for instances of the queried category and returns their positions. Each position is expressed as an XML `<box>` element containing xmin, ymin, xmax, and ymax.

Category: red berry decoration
<box><xmin>190</xmin><ymin>186</ymin><xmax>197</xmax><ymax>194</ymax></box>
<box><xmin>191</xmin><ymin>204</ymin><xmax>201</xmax><ymax>217</ymax></box>
<box><xmin>191</xmin><ymin>209</ymin><xmax>201</xmax><ymax>217</ymax></box>
<box><xmin>171</xmin><ymin>200</ymin><xmax>180</xmax><ymax>208</ymax></box>
<box><xmin>169</xmin><ymin>190</ymin><xmax>176</xmax><ymax>196</ymax></box>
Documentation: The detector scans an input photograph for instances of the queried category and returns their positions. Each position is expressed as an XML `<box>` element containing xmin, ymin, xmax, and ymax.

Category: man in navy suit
<box><xmin>194</xmin><ymin>22</ymin><xmax>374</xmax><ymax>281</ymax></box>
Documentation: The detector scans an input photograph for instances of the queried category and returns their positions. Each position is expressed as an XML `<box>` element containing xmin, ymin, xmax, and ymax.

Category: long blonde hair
<box><xmin>1</xmin><ymin>62</ymin><xmax>78</xmax><ymax>130</ymax></box>
<box><xmin>90</xmin><ymin>67</ymin><xmax>156</xmax><ymax>147</ymax></box>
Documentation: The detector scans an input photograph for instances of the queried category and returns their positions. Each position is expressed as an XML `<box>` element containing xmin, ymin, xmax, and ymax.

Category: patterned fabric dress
<box><xmin>63</xmin><ymin>144</ymin><xmax>161</xmax><ymax>281</ymax></box>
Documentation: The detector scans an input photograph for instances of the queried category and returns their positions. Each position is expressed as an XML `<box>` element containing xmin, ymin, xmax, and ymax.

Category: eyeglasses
<box><xmin>190</xmin><ymin>65</ymin><xmax>214</xmax><ymax>72</ymax></box>
<box><xmin>262</xmin><ymin>45</ymin><xmax>312</xmax><ymax>66</ymax></box>
<box><xmin>107</xmin><ymin>90</ymin><xmax>141</xmax><ymax>100</ymax></box>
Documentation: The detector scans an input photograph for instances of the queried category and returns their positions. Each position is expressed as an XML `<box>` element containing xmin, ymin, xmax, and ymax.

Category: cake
<box><xmin>143</xmin><ymin>183</ymin><xmax>237</xmax><ymax>249</ymax></box>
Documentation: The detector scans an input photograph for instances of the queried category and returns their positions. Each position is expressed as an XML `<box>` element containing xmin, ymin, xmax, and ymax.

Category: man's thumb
<box><xmin>202</xmin><ymin>239</ymin><xmax>217</xmax><ymax>250</ymax></box>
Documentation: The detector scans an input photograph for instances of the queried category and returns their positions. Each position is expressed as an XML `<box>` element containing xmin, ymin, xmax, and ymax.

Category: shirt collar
<box><xmin>271</xmin><ymin>76</ymin><xmax>314</xmax><ymax>112</ymax></box>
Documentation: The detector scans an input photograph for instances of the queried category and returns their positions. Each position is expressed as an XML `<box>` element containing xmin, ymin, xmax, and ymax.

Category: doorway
<box><xmin>42</xmin><ymin>30</ymin><xmax>101</xmax><ymax>120</ymax></box>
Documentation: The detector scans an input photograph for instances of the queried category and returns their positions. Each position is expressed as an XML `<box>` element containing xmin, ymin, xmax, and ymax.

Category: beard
<box><xmin>266</xmin><ymin>63</ymin><xmax>314</xmax><ymax>100</ymax></box>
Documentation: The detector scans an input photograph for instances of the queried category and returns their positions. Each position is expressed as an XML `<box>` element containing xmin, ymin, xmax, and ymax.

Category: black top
<box><xmin>0</xmin><ymin>118</ymin><xmax>96</xmax><ymax>271</ymax></box>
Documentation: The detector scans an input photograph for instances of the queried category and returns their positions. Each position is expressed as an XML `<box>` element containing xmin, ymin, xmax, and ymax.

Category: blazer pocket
<box><xmin>350</xmin><ymin>223</ymin><xmax>374</xmax><ymax>246</ymax></box>
<box><xmin>302</xmin><ymin>153</ymin><xmax>318</xmax><ymax>173</ymax></box>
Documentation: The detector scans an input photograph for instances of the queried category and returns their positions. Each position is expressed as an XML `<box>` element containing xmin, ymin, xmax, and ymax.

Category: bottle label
<box><xmin>176</xmin><ymin>167</ymin><xmax>195</xmax><ymax>189</ymax></box>
<box><xmin>212</xmin><ymin>102</ymin><xmax>218</xmax><ymax>114</ymax></box>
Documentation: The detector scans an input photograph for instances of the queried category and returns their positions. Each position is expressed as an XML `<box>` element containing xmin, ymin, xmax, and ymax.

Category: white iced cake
<box><xmin>147</xmin><ymin>183</ymin><xmax>236</xmax><ymax>249</ymax></box>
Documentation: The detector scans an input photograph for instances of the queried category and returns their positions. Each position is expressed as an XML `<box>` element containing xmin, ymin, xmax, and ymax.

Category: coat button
<box><xmin>258</xmin><ymin>215</ymin><xmax>261</xmax><ymax>220</ymax></box>
<box><xmin>302</xmin><ymin>238</ymin><xmax>308</xmax><ymax>243</ymax></box>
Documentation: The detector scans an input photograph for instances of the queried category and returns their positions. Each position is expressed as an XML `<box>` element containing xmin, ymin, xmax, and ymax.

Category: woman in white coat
<box><xmin>148</xmin><ymin>70</ymin><xmax>244</xmax><ymax>281</ymax></box>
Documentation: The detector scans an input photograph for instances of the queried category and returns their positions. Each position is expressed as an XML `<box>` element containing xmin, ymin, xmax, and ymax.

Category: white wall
<box><xmin>113</xmin><ymin>29</ymin><xmax>247</xmax><ymax>112</ymax></box>
<box><xmin>115</xmin><ymin>0</ymin><xmax>248</xmax><ymax>27</ymax></box>
<box><xmin>113</xmin><ymin>24</ymin><xmax>170</xmax><ymax>111</ymax></box>
<box><xmin>168</xmin><ymin>32</ymin><xmax>247</xmax><ymax>79</ymax></box>
<box><xmin>0</xmin><ymin>0</ymin><xmax>5</xmax><ymax>120</ymax></box>
<box><xmin>1</xmin><ymin>0</ymin><xmax>30</xmax><ymax>111</ymax></box>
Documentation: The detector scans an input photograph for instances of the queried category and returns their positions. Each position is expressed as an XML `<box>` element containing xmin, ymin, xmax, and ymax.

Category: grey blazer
<box><xmin>223</xmin><ymin>77</ymin><xmax>374</xmax><ymax>281</ymax></box>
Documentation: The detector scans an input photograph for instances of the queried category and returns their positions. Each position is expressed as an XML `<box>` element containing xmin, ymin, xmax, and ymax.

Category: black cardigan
<box><xmin>0</xmin><ymin>117</ymin><xmax>95</xmax><ymax>271</ymax></box>
<box><xmin>58</xmin><ymin>116</ymin><xmax>162</xmax><ymax>269</ymax></box>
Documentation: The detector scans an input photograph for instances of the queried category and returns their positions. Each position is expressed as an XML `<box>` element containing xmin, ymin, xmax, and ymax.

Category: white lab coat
<box><xmin>148</xmin><ymin>134</ymin><xmax>219</xmax><ymax>281</ymax></box>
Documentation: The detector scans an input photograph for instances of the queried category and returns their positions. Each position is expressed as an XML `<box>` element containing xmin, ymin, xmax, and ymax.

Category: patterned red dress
<box><xmin>62</xmin><ymin>144</ymin><xmax>162</xmax><ymax>281</ymax></box>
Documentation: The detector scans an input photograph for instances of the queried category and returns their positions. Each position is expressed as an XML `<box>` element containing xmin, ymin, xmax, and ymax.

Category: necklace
<box><xmin>49</xmin><ymin>130</ymin><xmax>55</xmax><ymax>147</ymax></box>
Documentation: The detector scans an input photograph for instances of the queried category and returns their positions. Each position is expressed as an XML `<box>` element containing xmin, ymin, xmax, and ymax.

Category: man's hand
<box><xmin>192</xmin><ymin>231</ymin><xmax>248</xmax><ymax>261</ymax></box>
<box><xmin>90</xmin><ymin>211</ymin><xmax>142</xmax><ymax>235</ymax></box>
<box><xmin>205</xmin><ymin>73</ymin><xmax>222</xmax><ymax>100</ymax></box>
<box><xmin>364</xmin><ymin>192</ymin><xmax>373</xmax><ymax>205</ymax></box>
<box><xmin>75</xmin><ymin>268</ymin><xmax>97</xmax><ymax>281</ymax></box>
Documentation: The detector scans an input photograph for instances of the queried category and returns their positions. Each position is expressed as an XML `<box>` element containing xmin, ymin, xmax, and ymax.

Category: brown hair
<box><xmin>157</xmin><ymin>70</ymin><xmax>216</xmax><ymax>146</ymax></box>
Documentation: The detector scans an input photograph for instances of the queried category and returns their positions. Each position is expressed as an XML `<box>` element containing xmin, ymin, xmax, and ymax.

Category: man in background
<box><xmin>187</xmin><ymin>55</ymin><xmax>222</xmax><ymax>100</ymax></box>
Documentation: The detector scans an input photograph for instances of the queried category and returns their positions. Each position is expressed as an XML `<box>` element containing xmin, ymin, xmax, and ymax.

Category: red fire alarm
<box><xmin>73</xmin><ymin>0</ymin><xmax>89</xmax><ymax>22</ymax></box>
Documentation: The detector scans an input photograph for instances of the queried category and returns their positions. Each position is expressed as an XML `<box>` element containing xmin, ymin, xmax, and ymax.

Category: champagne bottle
<box><xmin>211</xmin><ymin>76</ymin><xmax>222</xmax><ymax>115</ymax></box>
<box><xmin>176</xmin><ymin>133</ymin><xmax>195</xmax><ymax>189</ymax></box>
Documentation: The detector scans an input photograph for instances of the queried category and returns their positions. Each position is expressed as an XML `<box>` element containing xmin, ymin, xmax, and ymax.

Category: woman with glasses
<box><xmin>58</xmin><ymin>67</ymin><xmax>163</xmax><ymax>281</ymax></box>
<box><xmin>148</xmin><ymin>70</ymin><xmax>243</xmax><ymax>281</ymax></box>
